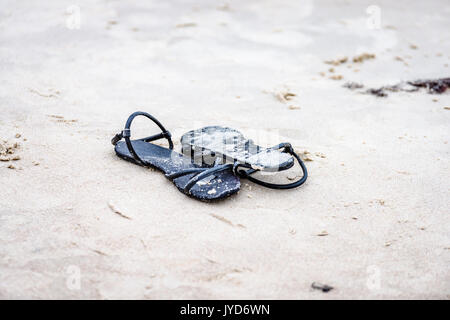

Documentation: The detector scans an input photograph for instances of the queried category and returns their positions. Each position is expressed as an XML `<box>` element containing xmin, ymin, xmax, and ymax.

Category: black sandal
<box><xmin>112</xmin><ymin>112</ymin><xmax>240</xmax><ymax>201</ymax></box>
<box><xmin>180</xmin><ymin>126</ymin><xmax>307</xmax><ymax>189</ymax></box>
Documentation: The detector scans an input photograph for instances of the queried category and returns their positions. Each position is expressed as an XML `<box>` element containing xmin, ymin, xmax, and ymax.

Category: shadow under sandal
<box><xmin>180</xmin><ymin>126</ymin><xmax>307</xmax><ymax>189</ymax></box>
<box><xmin>112</xmin><ymin>112</ymin><xmax>240</xmax><ymax>201</ymax></box>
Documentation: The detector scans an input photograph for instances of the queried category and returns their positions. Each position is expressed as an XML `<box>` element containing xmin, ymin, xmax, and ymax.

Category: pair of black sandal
<box><xmin>112</xmin><ymin>112</ymin><xmax>307</xmax><ymax>201</ymax></box>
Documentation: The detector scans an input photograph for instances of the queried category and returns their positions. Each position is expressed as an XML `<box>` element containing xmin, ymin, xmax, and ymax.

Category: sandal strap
<box><xmin>165</xmin><ymin>168</ymin><xmax>205</xmax><ymax>180</ymax></box>
<box><xmin>111</xmin><ymin>111</ymin><xmax>174</xmax><ymax>164</ymax></box>
<box><xmin>166</xmin><ymin>163</ymin><xmax>233</xmax><ymax>194</ymax></box>
<box><xmin>233</xmin><ymin>143</ymin><xmax>307</xmax><ymax>189</ymax></box>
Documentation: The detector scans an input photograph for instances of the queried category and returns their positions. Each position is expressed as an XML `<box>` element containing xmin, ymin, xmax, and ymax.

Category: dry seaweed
<box><xmin>324</xmin><ymin>56</ymin><xmax>348</xmax><ymax>66</ymax></box>
<box><xmin>352</xmin><ymin>53</ymin><xmax>375</xmax><ymax>63</ymax></box>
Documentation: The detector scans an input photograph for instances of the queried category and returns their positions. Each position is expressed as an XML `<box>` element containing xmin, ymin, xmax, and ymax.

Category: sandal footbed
<box><xmin>115</xmin><ymin>140</ymin><xmax>240</xmax><ymax>200</ymax></box>
<box><xmin>181</xmin><ymin>126</ymin><xmax>294</xmax><ymax>171</ymax></box>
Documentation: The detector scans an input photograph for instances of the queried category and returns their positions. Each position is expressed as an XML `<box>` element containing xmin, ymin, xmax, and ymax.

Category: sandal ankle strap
<box><xmin>111</xmin><ymin>111</ymin><xmax>174</xmax><ymax>164</ymax></box>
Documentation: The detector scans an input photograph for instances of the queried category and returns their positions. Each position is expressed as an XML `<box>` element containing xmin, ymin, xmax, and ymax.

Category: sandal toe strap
<box><xmin>166</xmin><ymin>163</ymin><xmax>233</xmax><ymax>194</ymax></box>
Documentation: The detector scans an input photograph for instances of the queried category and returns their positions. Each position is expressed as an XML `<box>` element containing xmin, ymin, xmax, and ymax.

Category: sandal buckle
<box><xmin>111</xmin><ymin>132</ymin><xmax>123</xmax><ymax>145</ymax></box>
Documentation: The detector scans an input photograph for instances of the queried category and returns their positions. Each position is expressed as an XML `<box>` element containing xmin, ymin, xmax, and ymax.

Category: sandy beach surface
<box><xmin>0</xmin><ymin>0</ymin><xmax>449</xmax><ymax>299</ymax></box>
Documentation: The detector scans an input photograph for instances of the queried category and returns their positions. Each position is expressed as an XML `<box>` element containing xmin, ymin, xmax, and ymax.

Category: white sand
<box><xmin>0</xmin><ymin>0</ymin><xmax>449</xmax><ymax>299</ymax></box>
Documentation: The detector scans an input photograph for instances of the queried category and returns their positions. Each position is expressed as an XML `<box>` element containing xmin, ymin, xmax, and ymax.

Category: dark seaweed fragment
<box><xmin>343</xmin><ymin>82</ymin><xmax>364</xmax><ymax>90</ymax></box>
<box><xmin>366</xmin><ymin>88</ymin><xmax>388</xmax><ymax>97</ymax></box>
<box><xmin>311</xmin><ymin>282</ymin><xmax>334</xmax><ymax>293</ymax></box>
<box><xmin>346</xmin><ymin>77</ymin><xmax>450</xmax><ymax>97</ymax></box>
<box><xmin>407</xmin><ymin>78</ymin><xmax>450</xmax><ymax>94</ymax></box>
